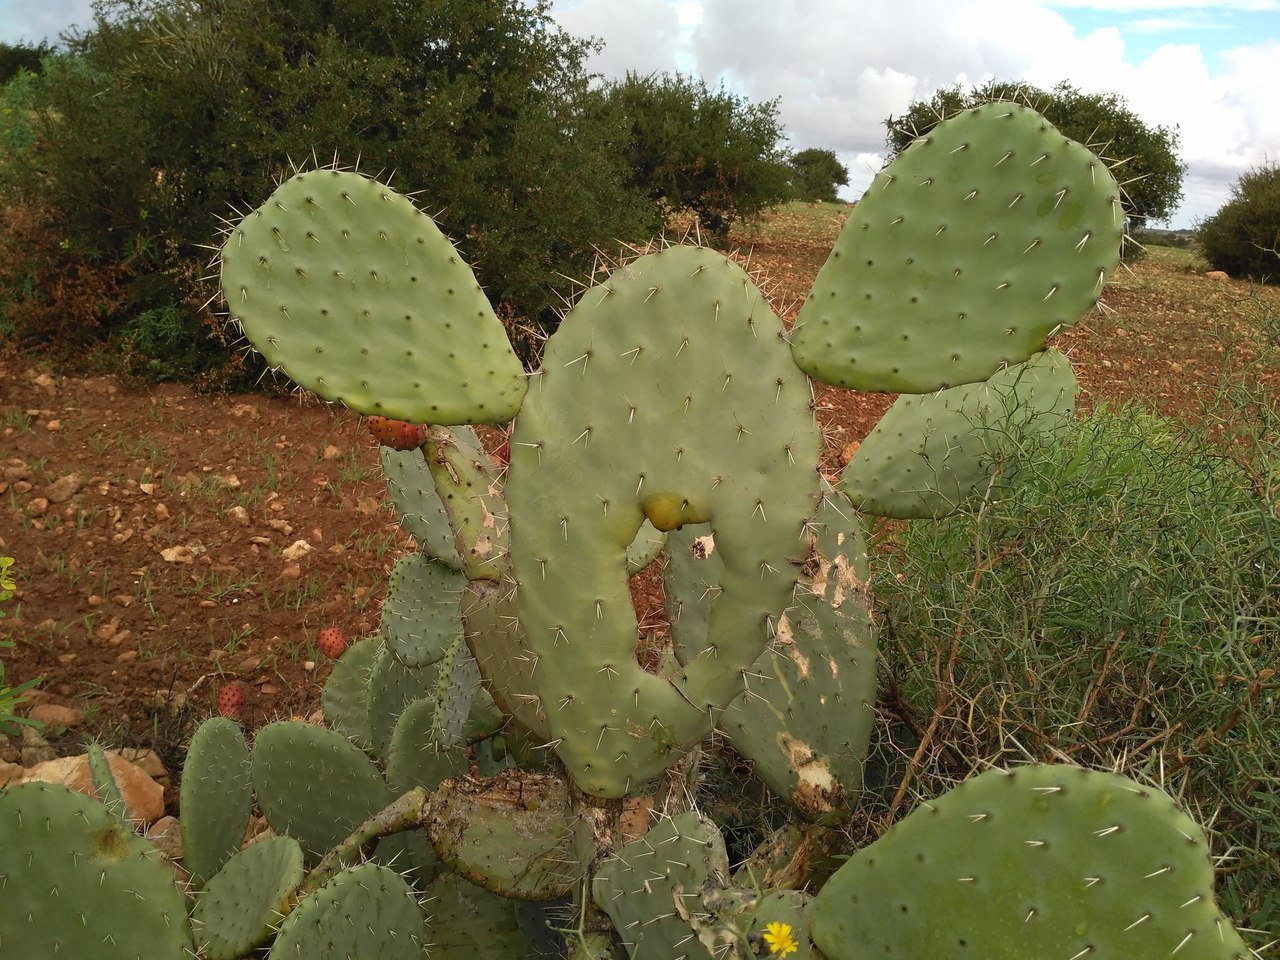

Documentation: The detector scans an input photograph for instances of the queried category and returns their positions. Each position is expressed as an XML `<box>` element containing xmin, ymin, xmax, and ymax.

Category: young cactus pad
<box><xmin>809</xmin><ymin>765</ymin><xmax>1252</xmax><ymax>960</ymax></box>
<box><xmin>840</xmin><ymin>348</ymin><xmax>1078</xmax><ymax>519</ymax></box>
<box><xmin>791</xmin><ymin>102</ymin><xmax>1124</xmax><ymax>393</ymax></box>
<box><xmin>220</xmin><ymin>169</ymin><xmax>527</xmax><ymax>425</ymax></box>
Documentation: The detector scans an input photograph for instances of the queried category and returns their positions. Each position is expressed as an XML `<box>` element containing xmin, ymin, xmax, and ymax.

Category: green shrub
<box><xmin>0</xmin><ymin>0</ymin><xmax>658</xmax><ymax>383</ymax></box>
<box><xmin>873</xmin><ymin>399</ymin><xmax>1279</xmax><ymax>935</ymax></box>
<box><xmin>1198</xmin><ymin>161</ymin><xmax>1280</xmax><ymax>283</ymax></box>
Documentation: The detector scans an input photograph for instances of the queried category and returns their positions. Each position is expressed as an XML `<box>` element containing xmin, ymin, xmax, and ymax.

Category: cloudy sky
<box><xmin>4</xmin><ymin>0</ymin><xmax>1277</xmax><ymax>227</ymax></box>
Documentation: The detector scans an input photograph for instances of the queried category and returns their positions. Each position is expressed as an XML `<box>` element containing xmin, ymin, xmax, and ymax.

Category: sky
<box><xmin>3</xmin><ymin>0</ymin><xmax>1278</xmax><ymax>228</ymax></box>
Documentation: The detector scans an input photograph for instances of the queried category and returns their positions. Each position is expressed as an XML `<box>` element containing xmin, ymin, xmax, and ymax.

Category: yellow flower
<box><xmin>763</xmin><ymin>920</ymin><xmax>799</xmax><ymax>957</ymax></box>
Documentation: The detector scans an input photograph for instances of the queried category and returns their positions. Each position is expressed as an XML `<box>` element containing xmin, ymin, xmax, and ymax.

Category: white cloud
<box><xmin>549</xmin><ymin>0</ymin><xmax>1279</xmax><ymax>227</ymax></box>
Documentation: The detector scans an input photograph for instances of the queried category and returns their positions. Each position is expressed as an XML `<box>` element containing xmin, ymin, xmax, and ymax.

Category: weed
<box><xmin>3</xmin><ymin>409</ymin><xmax>33</xmax><ymax>432</ymax></box>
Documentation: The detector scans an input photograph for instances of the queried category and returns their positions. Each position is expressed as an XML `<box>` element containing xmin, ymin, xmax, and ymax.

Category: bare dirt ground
<box><xmin>2</xmin><ymin>205</ymin><xmax>1276</xmax><ymax>766</ymax></box>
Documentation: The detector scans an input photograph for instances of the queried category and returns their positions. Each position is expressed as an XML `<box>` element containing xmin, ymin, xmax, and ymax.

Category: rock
<box><xmin>1</xmin><ymin>459</ymin><xmax>31</xmax><ymax>483</ymax></box>
<box><xmin>0</xmin><ymin>733</ymin><xmax>18</xmax><ymax>764</ymax></box>
<box><xmin>20</xmin><ymin>726</ymin><xmax>57</xmax><ymax>766</ymax></box>
<box><xmin>146</xmin><ymin>815</ymin><xmax>184</xmax><ymax>862</ymax></box>
<box><xmin>44</xmin><ymin>419</ymin><xmax>62</xmax><ymax>432</ymax></box>
<box><xmin>1205</xmin><ymin>270</ymin><xmax>1229</xmax><ymax>281</ymax></box>
<box><xmin>227</xmin><ymin>505</ymin><xmax>250</xmax><ymax>526</ymax></box>
<box><xmin>21</xmin><ymin>751</ymin><xmax>166</xmax><ymax>825</ymax></box>
<box><xmin>45</xmin><ymin>473</ymin><xmax>83</xmax><ymax>503</ymax></box>
<box><xmin>322</xmin><ymin>444</ymin><xmax>342</xmax><ymax>460</ymax></box>
<box><xmin>281</xmin><ymin>539</ymin><xmax>312</xmax><ymax>561</ymax></box>
<box><xmin>26</xmin><ymin>703</ymin><xmax>87</xmax><ymax>729</ymax></box>
<box><xmin>160</xmin><ymin>545</ymin><xmax>196</xmax><ymax>563</ymax></box>
<box><xmin>230</xmin><ymin>402</ymin><xmax>260</xmax><ymax>419</ymax></box>
<box><xmin>0</xmin><ymin>760</ymin><xmax>23</xmax><ymax>786</ymax></box>
<box><xmin>25</xmin><ymin>497</ymin><xmax>49</xmax><ymax>517</ymax></box>
<box><xmin>118</xmin><ymin>748</ymin><xmax>170</xmax><ymax>787</ymax></box>
<box><xmin>154</xmin><ymin>502</ymin><xmax>170</xmax><ymax>521</ymax></box>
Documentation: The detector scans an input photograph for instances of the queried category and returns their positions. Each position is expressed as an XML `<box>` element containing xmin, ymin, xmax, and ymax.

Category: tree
<box><xmin>1197</xmin><ymin>162</ymin><xmax>1280</xmax><ymax>284</ymax></box>
<box><xmin>789</xmin><ymin>147</ymin><xmax>849</xmax><ymax>203</ymax></box>
<box><xmin>2</xmin><ymin>0</ymin><xmax>656</xmax><ymax>379</ymax></box>
<box><xmin>0</xmin><ymin>41</ymin><xmax>52</xmax><ymax>85</ymax></box>
<box><xmin>885</xmin><ymin>80</ymin><xmax>1186</xmax><ymax>226</ymax></box>
<box><xmin>592</xmin><ymin>71</ymin><xmax>792</xmax><ymax>241</ymax></box>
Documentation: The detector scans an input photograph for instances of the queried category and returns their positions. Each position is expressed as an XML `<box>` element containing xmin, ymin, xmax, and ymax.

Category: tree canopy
<box><xmin>789</xmin><ymin>148</ymin><xmax>849</xmax><ymax>203</ymax></box>
<box><xmin>885</xmin><ymin>80</ymin><xmax>1186</xmax><ymax>225</ymax></box>
<box><xmin>1</xmin><ymin>0</ymin><xmax>658</xmax><ymax>378</ymax></box>
<box><xmin>591</xmin><ymin>71</ymin><xmax>792</xmax><ymax>241</ymax></box>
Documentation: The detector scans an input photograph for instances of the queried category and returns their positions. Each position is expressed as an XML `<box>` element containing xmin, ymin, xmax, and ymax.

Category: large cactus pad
<box><xmin>221</xmin><ymin>169</ymin><xmax>526</xmax><ymax>424</ymax></box>
<box><xmin>810</xmin><ymin>765</ymin><xmax>1251</xmax><ymax>959</ymax></box>
<box><xmin>505</xmin><ymin>245</ymin><xmax>821</xmax><ymax>796</ymax></box>
<box><xmin>0</xmin><ymin>782</ymin><xmax>193</xmax><ymax>958</ymax></box>
<box><xmin>792</xmin><ymin>102</ymin><xmax>1123</xmax><ymax>393</ymax></box>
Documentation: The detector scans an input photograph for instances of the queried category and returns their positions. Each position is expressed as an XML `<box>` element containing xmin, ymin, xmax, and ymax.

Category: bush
<box><xmin>590</xmin><ymin>71</ymin><xmax>792</xmax><ymax>242</ymax></box>
<box><xmin>0</xmin><ymin>0</ymin><xmax>658</xmax><ymax>383</ymax></box>
<box><xmin>1198</xmin><ymin>162</ymin><xmax>1280</xmax><ymax>283</ymax></box>
<box><xmin>872</xmin><ymin>399</ymin><xmax>1279</xmax><ymax>934</ymax></box>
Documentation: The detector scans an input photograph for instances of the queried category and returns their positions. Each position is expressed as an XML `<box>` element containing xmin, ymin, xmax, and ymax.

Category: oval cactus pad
<box><xmin>841</xmin><ymin>348</ymin><xmax>1077</xmax><ymax>518</ymax></box>
<box><xmin>506</xmin><ymin>245</ymin><xmax>821</xmax><ymax>797</ymax></box>
<box><xmin>792</xmin><ymin>103</ymin><xmax>1123</xmax><ymax>393</ymax></box>
<box><xmin>810</xmin><ymin>765</ymin><xmax>1251</xmax><ymax>960</ymax></box>
<box><xmin>221</xmin><ymin>169</ymin><xmax>526</xmax><ymax>424</ymax></box>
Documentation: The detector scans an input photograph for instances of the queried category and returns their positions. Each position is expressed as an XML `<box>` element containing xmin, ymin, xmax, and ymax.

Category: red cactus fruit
<box><xmin>317</xmin><ymin>626</ymin><xmax>348</xmax><ymax>659</ymax></box>
<box><xmin>365</xmin><ymin>416</ymin><xmax>427</xmax><ymax>451</ymax></box>
<box><xmin>216</xmin><ymin>682</ymin><xmax>246</xmax><ymax>720</ymax></box>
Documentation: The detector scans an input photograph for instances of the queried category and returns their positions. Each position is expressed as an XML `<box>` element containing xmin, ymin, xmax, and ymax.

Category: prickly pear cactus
<box><xmin>0</xmin><ymin>83</ymin><xmax>1259</xmax><ymax>960</ymax></box>
<box><xmin>220</xmin><ymin>169</ymin><xmax>527</xmax><ymax>424</ymax></box>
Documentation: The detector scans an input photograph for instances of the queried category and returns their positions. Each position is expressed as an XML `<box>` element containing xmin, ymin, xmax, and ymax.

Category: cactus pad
<box><xmin>191</xmin><ymin>835</ymin><xmax>305</xmax><ymax>960</ymax></box>
<box><xmin>250</xmin><ymin>720</ymin><xmax>393</xmax><ymax>863</ymax></box>
<box><xmin>810</xmin><ymin>764</ymin><xmax>1251</xmax><ymax>959</ymax></box>
<box><xmin>0</xmin><ymin>782</ymin><xmax>193</xmax><ymax>958</ymax></box>
<box><xmin>841</xmin><ymin>348</ymin><xmax>1077</xmax><ymax>518</ymax></box>
<box><xmin>715</xmin><ymin>485</ymin><xmax>876</xmax><ymax>817</ymax></box>
<box><xmin>592</xmin><ymin>810</ymin><xmax>730</xmax><ymax>959</ymax></box>
<box><xmin>221</xmin><ymin>169</ymin><xmax>526</xmax><ymax>424</ymax></box>
<box><xmin>506</xmin><ymin>244</ymin><xmax>821</xmax><ymax>797</ymax></box>
<box><xmin>181</xmin><ymin>716</ymin><xmax>254</xmax><ymax>887</ymax></box>
<box><xmin>792</xmin><ymin>103</ymin><xmax>1123</xmax><ymax>393</ymax></box>
<box><xmin>423</xmin><ymin>771</ymin><xmax>578</xmax><ymax>900</ymax></box>
<box><xmin>320</xmin><ymin>636</ymin><xmax>379</xmax><ymax>751</ymax></box>
<box><xmin>268</xmin><ymin>862</ymin><xmax>425</xmax><ymax>959</ymax></box>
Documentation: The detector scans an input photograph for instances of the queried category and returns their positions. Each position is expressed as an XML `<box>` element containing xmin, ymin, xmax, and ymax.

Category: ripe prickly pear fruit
<box><xmin>216</xmin><ymin>682</ymin><xmax>246</xmax><ymax>720</ymax></box>
<box><xmin>317</xmin><ymin>627</ymin><xmax>348</xmax><ymax>659</ymax></box>
<box><xmin>365</xmin><ymin>416</ymin><xmax>428</xmax><ymax>451</ymax></box>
